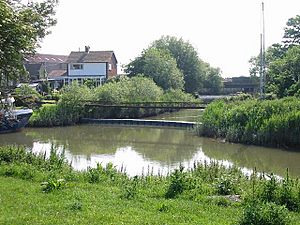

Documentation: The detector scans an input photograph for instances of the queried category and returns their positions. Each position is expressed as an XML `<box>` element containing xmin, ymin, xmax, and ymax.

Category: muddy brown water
<box><xmin>0</xmin><ymin>110</ymin><xmax>299</xmax><ymax>177</ymax></box>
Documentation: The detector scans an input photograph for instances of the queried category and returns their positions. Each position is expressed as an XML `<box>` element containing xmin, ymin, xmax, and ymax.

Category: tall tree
<box><xmin>267</xmin><ymin>45</ymin><xmax>300</xmax><ymax>97</ymax></box>
<box><xmin>151</xmin><ymin>36</ymin><xmax>206</xmax><ymax>93</ymax></box>
<box><xmin>203</xmin><ymin>66</ymin><xmax>223</xmax><ymax>94</ymax></box>
<box><xmin>283</xmin><ymin>15</ymin><xmax>300</xmax><ymax>47</ymax></box>
<box><xmin>0</xmin><ymin>0</ymin><xmax>58</xmax><ymax>87</ymax></box>
<box><xmin>126</xmin><ymin>48</ymin><xmax>184</xmax><ymax>90</ymax></box>
<box><xmin>249</xmin><ymin>43</ymin><xmax>286</xmax><ymax>77</ymax></box>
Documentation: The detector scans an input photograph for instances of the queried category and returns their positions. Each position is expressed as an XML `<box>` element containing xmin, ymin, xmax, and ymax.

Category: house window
<box><xmin>108</xmin><ymin>63</ymin><xmax>112</xmax><ymax>71</ymax></box>
<box><xmin>70</xmin><ymin>64</ymin><xmax>83</xmax><ymax>70</ymax></box>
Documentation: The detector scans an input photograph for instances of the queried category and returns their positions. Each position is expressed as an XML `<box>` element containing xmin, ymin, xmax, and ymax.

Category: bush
<box><xmin>90</xmin><ymin>76</ymin><xmax>164</xmax><ymax>118</ymax></box>
<box><xmin>238</xmin><ymin>201</ymin><xmax>291</xmax><ymax>225</ymax></box>
<box><xmin>165</xmin><ymin>165</ymin><xmax>186</xmax><ymax>198</ymax></box>
<box><xmin>29</xmin><ymin>82</ymin><xmax>92</xmax><ymax>126</ymax></box>
<box><xmin>29</xmin><ymin>104</ymin><xmax>59</xmax><ymax>126</ymax></box>
<box><xmin>14</xmin><ymin>84</ymin><xmax>42</xmax><ymax>108</ymax></box>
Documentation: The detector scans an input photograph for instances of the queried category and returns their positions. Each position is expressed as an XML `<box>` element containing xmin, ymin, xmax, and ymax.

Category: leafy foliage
<box><xmin>127</xmin><ymin>35</ymin><xmax>222</xmax><ymax>94</ymax></box>
<box><xmin>249</xmin><ymin>15</ymin><xmax>300</xmax><ymax>98</ymax></box>
<box><xmin>14</xmin><ymin>84</ymin><xmax>41</xmax><ymax>108</ymax></box>
<box><xmin>29</xmin><ymin>82</ymin><xmax>92</xmax><ymax>126</ymax></box>
<box><xmin>238</xmin><ymin>201</ymin><xmax>290</xmax><ymax>225</ymax></box>
<box><xmin>0</xmin><ymin>0</ymin><xmax>58</xmax><ymax>86</ymax></box>
<box><xmin>165</xmin><ymin>165</ymin><xmax>186</xmax><ymax>198</ymax></box>
<box><xmin>267</xmin><ymin>45</ymin><xmax>300</xmax><ymax>97</ymax></box>
<box><xmin>41</xmin><ymin>178</ymin><xmax>66</xmax><ymax>193</ymax></box>
<box><xmin>200</xmin><ymin>97</ymin><xmax>300</xmax><ymax>147</ymax></box>
<box><xmin>126</xmin><ymin>48</ymin><xmax>184</xmax><ymax>90</ymax></box>
<box><xmin>283</xmin><ymin>15</ymin><xmax>300</xmax><ymax>47</ymax></box>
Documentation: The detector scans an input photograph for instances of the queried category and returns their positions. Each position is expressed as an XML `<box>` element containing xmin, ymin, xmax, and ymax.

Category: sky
<box><xmin>39</xmin><ymin>0</ymin><xmax>300</xmax><ymax>77</ymax></box>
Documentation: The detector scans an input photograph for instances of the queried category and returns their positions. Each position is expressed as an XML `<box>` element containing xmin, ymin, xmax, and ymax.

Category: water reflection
<box><xmin>0</xmin><ymin>123</ymin><xmax>299</xmax><ymax>177</ymax></box>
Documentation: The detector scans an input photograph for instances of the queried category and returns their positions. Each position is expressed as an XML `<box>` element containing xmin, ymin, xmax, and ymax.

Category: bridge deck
<box><xmin>80</xmin><ymin>118</ymin><xmax>197</xmax><ymax>128</ymax></box>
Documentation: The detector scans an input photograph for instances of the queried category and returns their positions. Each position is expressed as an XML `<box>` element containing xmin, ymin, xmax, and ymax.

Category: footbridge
<box><xmin>84</xmin><ymin>101</ymin><xmax>206</xmax><ymax>109</ymax></box>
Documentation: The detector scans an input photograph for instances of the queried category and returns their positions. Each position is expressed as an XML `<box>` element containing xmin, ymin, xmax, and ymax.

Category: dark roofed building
<box><xmin>66</xmin><ymin>51</ymin><xmax>117</xmax><ymax>64</ymax></box>
<box><xmin>24</xmin><ymin>53</ymin><xmax>68</xmax><ymax>90</ymax></box>
<box><xmin>223</xmin><ymin>76</ymin><xmax>258</xmax><ymax>94</ymax></box>
<box><xmin>64</xmin><ymin>47</ymin><xmax>118</xmax><ymax>85</ymax></box>
<box><xmin>24</xmin><ymin>53</ymin><xmax>68</xmax><ymax>81</ymax></box>
<box><xmin>24</xmin><ymin>54</ymin><xmax>68</xmax><ymax>64</ymax></box>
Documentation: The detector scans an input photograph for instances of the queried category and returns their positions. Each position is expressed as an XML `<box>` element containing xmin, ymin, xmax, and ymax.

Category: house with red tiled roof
<box><xmin>63</xmin><ymin>46</ymin><xmax>118</xmax><ymax>86</ymax></box>
<box><xmin>24</xmin><ymin>47</ymin><xmax>118</xmax><ymax>89</ymax></box>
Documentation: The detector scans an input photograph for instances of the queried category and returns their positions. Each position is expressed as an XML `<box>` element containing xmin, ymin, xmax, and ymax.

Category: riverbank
<box><xmin>198</xmin><ymin>97</ymin><xmax>300</xmax><ymax>149</ymax></box>
<box><xmin>0</xmin><ymin>145</ymin><xmax>299</xmax><ymax>224</ymax></box>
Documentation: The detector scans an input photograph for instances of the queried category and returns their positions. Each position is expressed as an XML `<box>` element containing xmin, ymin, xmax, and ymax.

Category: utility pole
<box><xmin>260</xmin><ymin>2</ymin><xmax>266</xmax><ymax>98</ymax></box>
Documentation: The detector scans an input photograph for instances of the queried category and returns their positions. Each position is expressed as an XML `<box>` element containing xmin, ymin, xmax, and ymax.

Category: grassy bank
<box><xmin>0</xmin><ymin>145</ymin><xmax>299</xmax><ymax>224</ymax></box>
<box><xmin>199</xmin><ymin>97</ymin><xmax>300</xmax><ymax>148</ymax></box>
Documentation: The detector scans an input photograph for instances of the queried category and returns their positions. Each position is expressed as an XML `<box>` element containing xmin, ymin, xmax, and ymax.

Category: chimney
<box><xmin>85</xmin><ymin>46</ymin><xmax>90</xmax><ymax>53</ymax></box>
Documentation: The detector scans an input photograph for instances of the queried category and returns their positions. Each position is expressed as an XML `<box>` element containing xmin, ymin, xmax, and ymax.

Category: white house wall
<box><xmin>68</xmin><ymin>63</ymin><xmax>107</xmax><ymax>76</ymax></box>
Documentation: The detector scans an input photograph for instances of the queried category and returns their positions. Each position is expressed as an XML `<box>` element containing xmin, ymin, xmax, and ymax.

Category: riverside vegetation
<box><xmin>0</xmin><ymin>145</ymin><xmax>299</xmax><ymax>224</ymax></box>
<box><xmin>198</xmin><ymin>96</ymin><xmax>300</xmax><ymax>148</ymax></box>
<box><xmin>29</xmin><ymin>76</ymin><xmax>198</xmax><ymax>127</ymax></box>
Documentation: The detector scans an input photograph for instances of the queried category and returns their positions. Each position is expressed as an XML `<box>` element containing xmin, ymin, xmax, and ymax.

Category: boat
<box><xmin>0</xmin><ymin>108</ymin><xmax>33</xmax><ymax>134</ymax></box>
<box><xmin>0</xmin><ymin>94</ymin><xmax>33</xmax><ymax>134</ymax></box>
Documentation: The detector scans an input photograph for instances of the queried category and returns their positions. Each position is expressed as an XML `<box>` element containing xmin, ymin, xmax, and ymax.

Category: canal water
<box><xmin>0</xmin><ymin>110</ymin><xmax>299</xmax><ymax>177</ymax></box>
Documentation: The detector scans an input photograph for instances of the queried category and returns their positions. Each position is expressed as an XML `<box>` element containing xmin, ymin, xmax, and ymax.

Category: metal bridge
<box><xmin>84</xmin><ymin>101</ymin><xmax>206</xmax><ymax>109</ymax></box>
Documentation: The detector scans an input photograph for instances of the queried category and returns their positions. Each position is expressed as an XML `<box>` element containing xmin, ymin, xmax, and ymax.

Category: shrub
<box><xmin>14</xmin><ymin>84</ymin><xmax>42</xmax><ymax>108</ymax></box>
<box><xmin>122</xmin><ymin>176</ymin><xmax>139</xmax><ymax>199</ymax></box>
<box><xmin>29</xmin><ymin>104</ymin><xmax>59</xmax><ymax>127</ymax></box>
<box><xmin>165</xmin><ymin>165</ymin><xmax>186</xmax><ymax>199</ymax></box>
<box><xmin>238</xmin><ymin>201</ymin><xmax>290</xmax><ymax>225</ymax></box>
<box><xmin>29</xmin><ymin>82</ymin><xmax>92</xmax><ymax>126</ymax></box>
<box><xmin>215</xmin><ymin>175</ymin><xmax>239</xmax><ymax>195</ymax></box>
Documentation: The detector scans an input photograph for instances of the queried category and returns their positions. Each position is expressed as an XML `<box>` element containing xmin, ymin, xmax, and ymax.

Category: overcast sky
<box><xmin>39</xmin><ymin>0</ymin><xmax>300</xmax><ymax>77</ymax></box>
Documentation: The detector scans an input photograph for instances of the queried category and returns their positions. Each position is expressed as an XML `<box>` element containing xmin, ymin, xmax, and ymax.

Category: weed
<box><xmin>238</xmin><ymin>200</ymin><xmax>290</xmax><ymax>225</ymax></box>
<box><xmin>165</xmin><ymin>165</ymin><xmax>186</xmax><ymax>199</ymax></box>
<box><xmin>158</xmin><ymin>203</ymin><xmax>169</xmax><ymax>212</ymax></box>
<box><xmin>122</xmin><ymin>176</ymin><xmax>139</xmax><ymax>200</ymax></box>
<box><xmin>41</xmin><ymin>178</ymin><xmax>66</xmax><ymax>193</ymax></box>
<box><xmin>215</xmin><ymin>175</ymin><xmax>239</xmax><ymax>195</ymax></box>
<box><xmin>70</xmin><ymin>200</ymin><xmax>83</xmax><ymax>211</ymax></box>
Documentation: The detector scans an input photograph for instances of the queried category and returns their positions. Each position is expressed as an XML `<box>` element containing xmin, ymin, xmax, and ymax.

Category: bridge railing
<box><xmin>84</xmin><ymin>101</ymin><xmax>206</xmax><ymax>109</ymax></box>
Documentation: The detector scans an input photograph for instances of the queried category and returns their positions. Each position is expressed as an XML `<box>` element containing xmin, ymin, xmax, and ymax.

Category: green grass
<box><xmin>0</xmin><ymin>176</ymin><xmax>241</xmax><ymax>225</ymax></box>
<box><xmin>0</xmin><ymin>145</ymin><xmax>300</xmax><ymax>225</ymax></box>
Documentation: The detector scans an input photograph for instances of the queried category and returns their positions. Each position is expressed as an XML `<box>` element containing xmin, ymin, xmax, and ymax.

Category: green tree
<box><xmin>249</xmin><ymin>43</ymin><xmax>286</xmax><ymax>78</ymax></box>
<box><xmin>267</xmin><ymin>45</ymin><xmax>300</xmax><ymax>97</ymax></box>
<box><xmin>126</xmin><ymin>48</ymin><xmax>184</xmax><ymax>90</ymax></box>
<box><xmin>0</xmin><ymin>0</ymin><xmax>58</xmax><ymax>87</ymax></box>
<box><xmin>203</xmin><ymin>65</ymin><xmax>223</xmax><ymax>94</ymax></box>
<box><xmin>151</xmin><ymin>36</ymin><xmax>222</xmax><ymax>94</ymax></box>
<box><xmin>283</xmin><ymin>15</ymin><xmax>300</xmax><ymax>47</ymax></box>
<box><xmin>249</xmin><ymin>15</ymin><xmax>300</xmax><ymax>97</ymax></box>
<box><xmin>151</xmin><ymin>36</ymin><xmax>206</xmax><ymax>93</ymax></box>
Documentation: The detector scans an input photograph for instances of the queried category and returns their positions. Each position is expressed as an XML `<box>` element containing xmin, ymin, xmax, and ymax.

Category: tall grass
<box><xmin>0</xmin><ymin>145</ymin><xmax>299</xmax><ymax>224</ymax></box>
<box><xmin>199</xmin><ymin>97</ymin><xmax>300</xmax><ymax>148</ymax></box>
